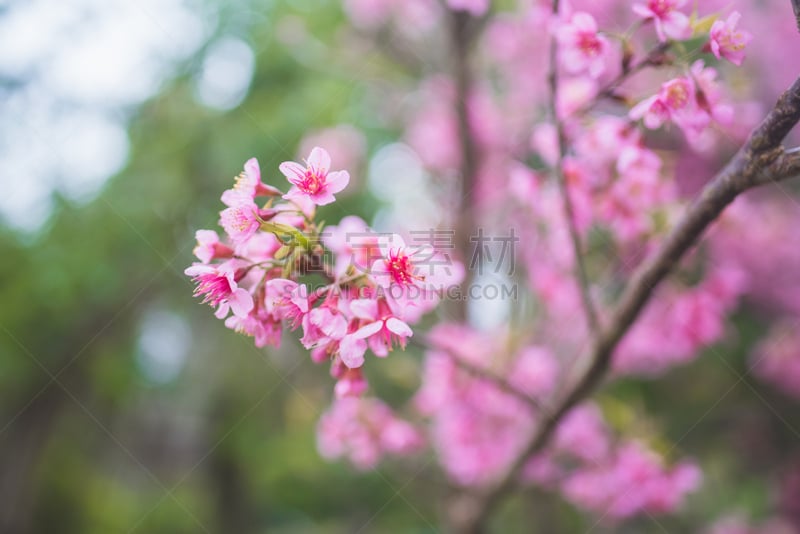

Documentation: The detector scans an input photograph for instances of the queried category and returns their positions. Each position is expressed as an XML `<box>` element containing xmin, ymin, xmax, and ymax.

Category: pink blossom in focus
<box><xmin>371</xmin><ymin>234</ymin><xmax>443</xmax><ymax>291</ymax></box>
<box><xmin>301</xmin><ymin>301</ymin><xmax>348</xmax><ymax>350</ymax></box>
<box><xmin>323</xmin><ymin>215</ymin><xmax>380</xmax><ymax>276</ymax></box>
<box><xmin>193</xmin><ymin>229</ymin><xmax>233</xmax><ymax>264</ymax></box>
<box><xmin>225</xmin><ymin>307</ymin><xmax>282</xmax><ymax>348</ymax></box>
<box><xmin>218</xmin><ymin>193</ymin><xmax>262</xmax><ymax>245</ymax></box>
<box><xmin>185</xmin><ymin>263</ymin><xmax>254</xmax><ymax>319</ymax></box>
<box><xmin>264</xmin><ymin>278</ymin><xmax>309</xmax><ymax>329</ymax></box>
<box><xmin>632</xmin><ymin>0</ymin><xmax>691</xmax><ymax>42</ymax></box>
<box><xmin>348</xmin><ymin>297</ymin><xmax>413</xmax><ymax>359</ymax></box>
<box><xmin>227</xmin><ymin>157</ymin><xmax>282</xmax><ymax>200</ymax></box>
<box><xmin>708</xmin><ymin>12</ymin><xmax>752</xmax><ymax>66</ymax></box>
<box><xmin>280</xmin><ymin>146</ymin><xmax>350</xmax><ymax>206</ymax></box>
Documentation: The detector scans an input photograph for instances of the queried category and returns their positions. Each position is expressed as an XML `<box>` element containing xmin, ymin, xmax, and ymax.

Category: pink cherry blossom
<box><xmin>691</xmin><ymin>60</ymin><xmax>734</xmax><ymax>125</ymax></box>
<box><xmin>561</xmin><ymin>441</ymin><xmax>701</xmax><ymax>519</ymax></box>
<box><xmin>557</xmin><ymin>12</ymin><xmax>610</xmax><ymax>78</ymax></box>
<box><xmin>185</xmin><ymin>263</ymin><xmax>254</xmax><ymax>319</ymax></box>
<box><xmin>192</xmin><ymin>229</ymin><xmax>233</xmax><ymax>264</ymax></box>
<box><xmin>317</xmin><ymin>397</ymin><xmax>423</xmax><ymax>470</ymax></box>
<box><xmin>224</xmin><ymin>307</ymin><xmax>282</xmax><ymax>348</ymax></box>
<box><xmin>323</xmin><ymin>215</ymin><xmax>380</xmax><ymax>276</ymax></box>
<box><xmin>630</xmin><ymin>76</ymin><xmax>711</xmax><ymax>138</ymax></box>
<box><xmin>708</xmin><ymin>12</ymin><xmax>752</xmax><ymax>66</ymax></box>
<box><xmin>370</xmin><ymin>233</ymin><xmax>439</xmax><ymax>290</ymax></box>
<box><xmin>227</xmin><ymin>157</ymin><xmax>282</xmax><ymax>200</ymax></box>
<box><xmin>352</xmin><ymin>307</ymin><xmax>413</xmax><ymax>356</ymax></box>
<box><xmin>280</xmin><ymin>146</ymin><xmax>350</xmax><ymax>206</ymax></box>
<box><xmin>218</xmin><ymin>193</ymin><xmax>262</xmax><ymax>245</ymax></box>
<box><xmin>264</xmin><ymin>279</ymin><xmax>309</xmax><ymax>328</ymax></box>
<box><xmin>633</xmin><ymin>0</ymin><xmax>691</xmax><ymax>42</ymax></box>
<box><xmin>300</xmin><ymin>302</ymin><xmax>348</xmax><ymax>349</ymax></box>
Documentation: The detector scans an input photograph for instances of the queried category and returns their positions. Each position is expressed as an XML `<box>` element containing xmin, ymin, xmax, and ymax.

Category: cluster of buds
<box><xmin>186</xmin><ymin>148</ymin><xmax>462</xmax><ymax>396</ymax></box>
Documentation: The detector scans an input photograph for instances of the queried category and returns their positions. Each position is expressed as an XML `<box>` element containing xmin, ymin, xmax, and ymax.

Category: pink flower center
<box><xmin>221</xmin><ymin>205</ymin><xmax>257</xmax><ymax>236</ymax></box>
<box><xmin>385</xmin><ymin>250</ymin><xmax>419</xmax><ymax>286</ymax></box>
<box><xmin>650</xmin><ymin>98</ymin><xmax>670</xmax><ymax>120</ymax></box>
<box><xmin>664</xmin><ymin>82</ymin><xmax>689</xmax><ymax>109</ymax></box>
<box><xmin>298</xmin><ymin>169</ymin><xmax>324</xmax><ymax>194</ymax></box>
<box><xmin>648</xmin><ymin>0</ymin><xmax>674</xmax><ymax>18</ymax></box>
<box><xmin>578</xmin><ymin>33</ymin><xmax>602</xmax><ymax>57</ymax></box>
<box><xmin>193</xmin><ymin>273</ymin><xmax>233</xmax><ymax>307</ymax></box>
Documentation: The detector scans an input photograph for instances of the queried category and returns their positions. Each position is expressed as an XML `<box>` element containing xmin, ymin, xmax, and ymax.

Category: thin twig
<box><xmin>431</xmin><ymin>342</ymin><xmax>547</xmax><ymax>412</ymax></box>
<box><xmin>571</xmin><ymin>41</ymin><xmax>672</xmax><ymax>118</ymax></box>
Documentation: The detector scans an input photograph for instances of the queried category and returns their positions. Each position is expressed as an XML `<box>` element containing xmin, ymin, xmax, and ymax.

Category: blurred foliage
<box><xmin>1</xmin><ymin>1</ymin><xmax>799</xmax><ymax>533</ymax></box>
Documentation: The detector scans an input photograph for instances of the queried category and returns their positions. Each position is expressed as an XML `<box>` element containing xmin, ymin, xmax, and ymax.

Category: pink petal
<box><xmin>279</xmin><ymin>161</ymin><xmax>307</xmax><ymax>185</ymax></box>
<box><xmin>572</xmin><ymin>13</ymin><xmax>597</xmax><ymax>33</ymax></box>
<box><xmin>629</xmin><ymin>96</ymin><xmax>657</xmax><ymax>121</ymax></box>
<box><xmin>185</xmin><ymin>264</ymin><xmax>213</xmax><ymax>276</ymax></box>
<box><xmin>325</xmin><ymin>170</ymin><xmax>350</xmax><ymax>195</ymax></box>
<box><xmin>370</xmin><ymin>259</ymin><xmax>392</xmax><ymax>288</ymax></box>
<box><xmin>339</xmin><ymin>335</ymin><xmax>367</xmax><ymax>368</ymax></box>
<box><xmin>290</xmin><ymin>284</ymin><xmax>310</xmax><ymax>313</ymax></box>
<box><xmin>282</xmin><ymin>187</ymin><xmax>306</xmax><ymax>204</ymax></box>
<box><xmin>229</xmin><ymin>288</ymin><xmax>254</xmax><ymax>317</ymax></box>
<box><xmin>320</xmin><ymin>312</ymin><xmax>348</xmax><ymax>339</ymax></box>
<box><xmin>244</xmin><ymin>157</ymin><xmax>260</xmax><ymax>181</ymax></box>
<box><xmin>354</xmin><ymin>321</ymin><xmax>383</xmax><ymax>339</ymax></box>
<box><xmin>350</xmin><ymin>298</ymin><xmax>378</xmax><ymax>320</ymax></box>
<box><xmin>196</xmin><ymin>229</ymin><xmax>219</xmax><ymax>246</ymax></box>
<box><xmin>221</xmin><ymin>189</ymin><xmax>249</xmax><ymax>207</ymax></box>
<box><xmin>368</xmin><ymin>336</ymin><xmax>389</xmax><ymax>357</ymax></box>
<box><xmin>214</xmin><ymin>302</ymin><xmax>230</xmax><ymax>319</ymax></box>
<box><xmin>378</xmin><ymin>233</ymin><xmax>406</xmax><ymax>258</ymax></box>
<box><xmin>307</xmin><ymin>147</ymin><xmax>331</xmax><ymax>175</ymax></box>
<box><xmin>385</xmin><ymin>317</ymin><xmax>412</xmax><ymax>337</ymax></box>
<box><xmin>662</xmin><ymin>12</ymin><xmax>690</xmax><ymax>40</ymax></box>
<box><xmin>311</xmin><ymin>191</ymin><xmax>337</xmax><ymax>206</ymax></box>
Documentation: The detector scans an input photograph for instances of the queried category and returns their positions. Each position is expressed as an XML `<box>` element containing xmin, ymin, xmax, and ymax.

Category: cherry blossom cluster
<box><xmin>188</xmin><ymin>0</ymin><xmax>800</xmax><ymax>527</ymax></box>
<box><xmin>316</xmin><ymin>396</ymin><xmax>423</xmax><ymax>469</ymax></box>
<box><xmin>334</xmin><ymin>0</ymin><xmax>771</xmax><ymax>523</ymax></box>
<box><xmin>186</xmin><ymin>147</ymin><xmax>461</xmax><ymax>396</ymax></box>
<box><xmin>416</xmin><ymin>324</ymin><xmax>702</xmax><ymax>520</ymax></box>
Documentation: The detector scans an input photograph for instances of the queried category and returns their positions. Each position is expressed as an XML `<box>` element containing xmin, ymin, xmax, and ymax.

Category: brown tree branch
<box><xmin>450</xmin><ymin>10</ymin><xmax>483</xmax><ymax>324</ymax></box>
<box><xmin>449</xmin><ymin>73</ymin><xmax>800</xmax><ymax>534</ymax></box>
